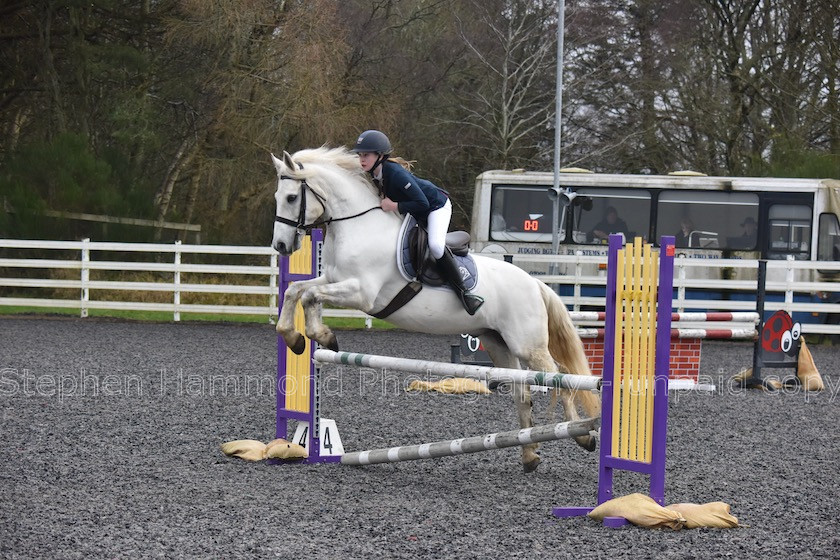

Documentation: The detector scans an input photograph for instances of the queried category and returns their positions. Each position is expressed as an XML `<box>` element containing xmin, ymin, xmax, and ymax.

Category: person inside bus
<box><xmin>490</xmin><ymin>197</ymin><xmax>507</xmax><ymax>231</ymax></box>
<box><xmin>675</xmin><ymin>217</ymin><xmax>694</xmax><ymax>248</ymax></box>
<box><xmin>590</xmin><ymin>206</ymin><xmax>629</xmax><ymax>242</ymax></box>
<box><xmin>491</xmin><ymin>211</ymin><xmax>507</xmax><ymax>231</ymax></box>
<box><xmin>352</xmin><ymin>129</ymin><xmax>484</xmax><ymax>315</ymax></box>
<box><xmin>731</xmin><ymin>216</ymin><xmax>758</xmax><ymax>249</ymax></box>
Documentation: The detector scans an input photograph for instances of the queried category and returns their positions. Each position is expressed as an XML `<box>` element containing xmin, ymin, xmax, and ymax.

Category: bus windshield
<box><xmin>472</xmin><ymin>171</ymin><xmax>839</xmax><ymax>265</ymax></box>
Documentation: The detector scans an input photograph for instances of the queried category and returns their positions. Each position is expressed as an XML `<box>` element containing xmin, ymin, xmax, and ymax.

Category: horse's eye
<box><xmin>286</xmin><ymin>194</ymin><xmax>297</xmax><ymax>203</ymax></box>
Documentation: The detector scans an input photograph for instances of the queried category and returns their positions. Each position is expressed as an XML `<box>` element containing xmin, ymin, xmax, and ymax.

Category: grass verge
<box><xmin>0</xmin><ymin>306</ymin><xmax>394</xmax><ymax>330</ymax></box>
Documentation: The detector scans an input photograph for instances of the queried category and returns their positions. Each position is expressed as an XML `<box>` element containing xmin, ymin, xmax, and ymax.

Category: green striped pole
<box><xmin>313</xmin><ymin>349</ymin><xmax>601</xmax><ymax>392</ymax></box>
<box><xmin>341</xmin><ymin>417</ymin><xmax>599</xmax><ymax>466</ymax></box>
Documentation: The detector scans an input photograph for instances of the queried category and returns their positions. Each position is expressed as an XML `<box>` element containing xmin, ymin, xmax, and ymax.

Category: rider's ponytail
<box><xmin>388</xmin><ymin>156</ymin><xmax>415</xmax><ymax>172</ymax></box>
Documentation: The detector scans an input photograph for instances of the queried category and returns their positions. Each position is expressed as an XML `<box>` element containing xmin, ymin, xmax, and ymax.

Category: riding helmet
<box><xmin>351</xmin><ymin>130</ymin><xmax>392</xmax><ymax>154</ymax></box>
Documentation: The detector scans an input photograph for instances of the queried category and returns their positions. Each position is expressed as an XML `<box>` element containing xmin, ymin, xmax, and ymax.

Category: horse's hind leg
<box><xmin>553</xmin><ymin>389</ymin><xmax>597</xmax><ymax>451</ymax></box>
<box><xmin>480</xmin><ymin>333</ymin><xmax>541</xmax><ymax>473</ymax></box>
<box><xmin>528</xmin><ymin>352</ymin><xmax>597</xmax><ymax>452</ymax></box>
<box><xmin>510</xmin><ymin>383</ymin><xmax>541</xmax><ymax>472</ymax></box>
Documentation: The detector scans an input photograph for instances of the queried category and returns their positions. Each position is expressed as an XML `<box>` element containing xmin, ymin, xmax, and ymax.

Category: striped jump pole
<box><xmin>569</xmin><ymin>311</ymin><xmax>759</xmax><ymax>324</ymax></box>
<box><xmin>572</xmin><ymin>310</ymin><xmax>757</xmax><ymax>383</ymax></box>
<box><xmin>341</xmin><ymin>417</ymin><xmax>599</xmax><ymax>466</ymax></box>
<box><xmin>313</xmin><ymin>349</ymin><xmax>601</xmax><ymax>392</ymax></box>
<box><xmin>573</xmin><ymin>311</ymin><xmax>758</xmax><ymax>342</ymax></box>
<box><xmin>576</xmin><ymin>326</ymin><xmax>757</xmax><ymax>340</ymax></box>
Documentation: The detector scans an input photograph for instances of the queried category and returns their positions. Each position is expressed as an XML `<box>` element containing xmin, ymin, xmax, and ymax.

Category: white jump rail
<box><xmin>341</xmin><ymin>417</ymin><xmax>599</xmax><ymax>466</ymax></box>
<box><xmin>313</xmin><ymin>349</ymin><xmax>602</xmax><ymax>391</ymax></box>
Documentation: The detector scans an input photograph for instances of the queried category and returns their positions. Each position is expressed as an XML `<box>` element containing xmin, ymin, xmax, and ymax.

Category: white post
<box><xmin>80</xmin><ymin>238</ymin><xmax>90</xmax><ymax>318</ymax></box>
<box><xmin>174</xmin><ymin>240</ymin><xmax>181</xmax><ymax>322</ymax></box>
<box><xmin>269</xmin><ymin>252</ymin><xmax>278</xmax><ymax>324</ymax></box>
<box><xmin>676</xmin><ymin>257</ymin><xmax>686</xmax><ymax>313</ymax></box>
<box><xmin>785</xmin><ymin>256</ymin><xmax>795</xmax><ymax>311</ymax></box>
<box><xmin>573</xmin><ymin>250</ymin><xmax>582</xmax><ymax>311</ymax></box>
<box><xmin>550</xmin><ymin>0</ymin><xmax>566</xmax><ymax>258</ymax></box>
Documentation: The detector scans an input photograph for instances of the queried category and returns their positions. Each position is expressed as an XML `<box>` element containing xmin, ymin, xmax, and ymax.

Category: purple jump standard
<box><xmin>274</xmin><ymin>229</ymin><xmax>341</xmax><ymax>464</ymax></box>
<box><xmin>553</xmin><ymin>235</ymin><xmax>675</xmax><ymax>527</ymax></box>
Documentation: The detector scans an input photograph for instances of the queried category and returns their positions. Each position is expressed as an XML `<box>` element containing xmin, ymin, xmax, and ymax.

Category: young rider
<box><xmin>351</xmin><ymin>129</ymin><xmax>484</xmax><ymax>315</ymax></box>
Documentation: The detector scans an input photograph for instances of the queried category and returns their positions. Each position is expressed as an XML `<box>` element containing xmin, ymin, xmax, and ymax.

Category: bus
<box><xmin>469</xmin><ymin>169</ymin><xmax>840</xmax><ymax>324</ymax></box>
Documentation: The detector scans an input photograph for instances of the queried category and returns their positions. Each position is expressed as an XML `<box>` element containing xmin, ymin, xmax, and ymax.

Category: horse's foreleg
<box><xmin>299</xmin><ymin>278</ymin><xmax>371</xmax><ymax>351</ymax></box>
<box><xmin>301</xmin><ymin>294</ymin><xmax>336</xmax><ymax>351</ymax></box>
<box><xmin>277</xmin><ymin>276</ymin><xmax>328</xmax><ymax>354</ymax></box>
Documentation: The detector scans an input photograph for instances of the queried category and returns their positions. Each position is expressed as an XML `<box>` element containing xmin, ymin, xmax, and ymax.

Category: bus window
<box><xmin>490</xmin><ymin>185</ymin><xmax>557</xmax><ymax>242</ymax></box>
<box><xmin>657</xmin><ymin>191</ymin><xmax>758</xmax><ymax>250</ymax></box>
<box><xmin>575</xmin><ymin>188</ymin><xmax>651</xmax><ymax>244</ymax></box>
<box><xmin>768</xmin><ymin>205</ymin><xmax>811</xmax><ymax>260</ymax></box>
<box><xmin>817</xmin><ymin>213</ymin><xmax>840</xmax><ymax>261</ymax></box>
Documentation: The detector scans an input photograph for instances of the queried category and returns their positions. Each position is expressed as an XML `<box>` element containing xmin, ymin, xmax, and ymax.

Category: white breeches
<box><xmin>426</xmin><ymin>198</ymin><xmax>452</xmax><ymax>259</ymax></box>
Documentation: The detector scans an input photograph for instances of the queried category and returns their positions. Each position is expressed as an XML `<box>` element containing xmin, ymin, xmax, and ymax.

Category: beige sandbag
<box><xmin>732</xmin><ymin>367</ymin><xmax>782</xmax><ymax>390</ymax></box>
<box><xmin>666</xmin><ymin>502</ymin><xmax>740</xmax><ymax>529</ymax></box>
<box><xmin>406</xmin><ymin>378</ymin><xmax>491</xmax><ymax>394</ymax></box>
<box><xmin>588</xmin><ymin>493</ymin><xmax>686</xmax><ymax>530</ymax></box>
<box><xmin>264</xmin><ymin>438</ymin><xmax>308</xmax><ymax>460</ymax></box>
<box><xmin>764</xmin><ymin>377</ymin><xmax>783</xmax><ymax>390</ymax></box>
<box><xmin>221</xmin><ymin>439</ymin><xmax>267</xmax><ymax>461</ymax></box>
<box><xmin>731</xmin><ymin>367</ymin><xmax>753</xmax><ymax>383</ymax></box>
<box><xmin>797</xmin><ymin>339</ymin><xmax>824</xmax><ymax>391</ymax></box>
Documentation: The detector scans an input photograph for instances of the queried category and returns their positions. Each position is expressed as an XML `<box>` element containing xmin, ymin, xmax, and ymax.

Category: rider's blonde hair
<box><xmin>388</xmin><ymin>156</ymin><xmax>415</xmax><ymax>171</ymax></box>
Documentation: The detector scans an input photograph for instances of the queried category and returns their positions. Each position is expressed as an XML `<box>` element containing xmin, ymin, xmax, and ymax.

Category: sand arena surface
<box><xmin>1</xmin><ymin>318</ymin><xmax>838</xmax><ymax>559</ymax></box>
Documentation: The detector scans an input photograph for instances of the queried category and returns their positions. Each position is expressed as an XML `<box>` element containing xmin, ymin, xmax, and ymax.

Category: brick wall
<box><xmin>582</xmin><ymin>339</ymin><xmax>701</xmax><ymax>381</ymax></box>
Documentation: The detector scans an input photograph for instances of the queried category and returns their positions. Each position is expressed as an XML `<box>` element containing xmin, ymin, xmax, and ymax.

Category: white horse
<box><xmin>271</xmin><ymin>146</ymin><xmax>600</xmax><ymax>472</ymax></box>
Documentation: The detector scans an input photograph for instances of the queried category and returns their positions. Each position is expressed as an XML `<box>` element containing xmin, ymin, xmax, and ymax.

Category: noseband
<box><xmin>274</xmin><ymin>166</ymin><xmax>381</xmax><ymax>232</ymax></box>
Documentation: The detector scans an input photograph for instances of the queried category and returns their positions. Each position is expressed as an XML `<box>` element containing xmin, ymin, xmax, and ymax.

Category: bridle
<box><xmin>274</xmin><ymin>165</ymin><xmax>380</xmax><ymax>233</ymax></box>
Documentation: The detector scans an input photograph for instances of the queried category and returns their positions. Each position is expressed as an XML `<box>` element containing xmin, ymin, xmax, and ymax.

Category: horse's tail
<box><xmin>539</xmin><ymin>281</ymin><xmax>601</xmax><ymax>419</ymax></box>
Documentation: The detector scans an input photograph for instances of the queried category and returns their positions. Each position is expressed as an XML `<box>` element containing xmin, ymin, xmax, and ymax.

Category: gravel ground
<box><xmin>1</xmin><ymin>317</ymin><xmax>839</xmax><ymax>559</ymax></box>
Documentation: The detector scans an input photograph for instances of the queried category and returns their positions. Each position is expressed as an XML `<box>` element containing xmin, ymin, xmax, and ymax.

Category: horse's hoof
<box><xmin>324</xmin><ymin>334</ymin><xmax>339</xmax><ymax>352</ymax></box>
<box><xmin>522</xmin><ymin>456</ymin><xmax>541</xmax><ymax>473</ymax></box>
<box><xmin>576</xmin><ymin>435</ymin><xmax>597</xmax><ymax>452</ymax></box>
<box><xmin>288</xmin><ymin>334</ymin><xmax>306</xmax><ymax>355</ymax></box>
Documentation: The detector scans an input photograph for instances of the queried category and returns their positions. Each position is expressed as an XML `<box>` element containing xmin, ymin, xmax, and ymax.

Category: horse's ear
<box><xmin>283</xmin><ymin>150</ymin><xmax>295</xmax><ymax>170</ymax></box>
<box><xmin>270</xmin><ymin>153</ymin><xmax>283</xmax><ymax>171</ymax></box>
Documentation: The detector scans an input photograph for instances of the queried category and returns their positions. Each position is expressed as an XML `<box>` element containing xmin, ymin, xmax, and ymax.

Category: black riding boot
<box><xmin>436</xmin><ymin>251</ymin><xmax>484</xmax><ymax>315</ymax></box>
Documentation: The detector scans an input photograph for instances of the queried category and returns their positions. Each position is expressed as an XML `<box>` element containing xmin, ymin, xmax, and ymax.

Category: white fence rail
<box><xmin>503</xmin><ymin>252</ymin><xmax>840</xmax><ymax>336</ymax></box>
<box><xmin>1</xmin><ymin>238</ymin><xmax>282</xmax><ymax>322</ymax></box>
<box><xmin>2</xmin><ymin>239</ymin><xmax>840</xmax><ymax>336</ymax></box>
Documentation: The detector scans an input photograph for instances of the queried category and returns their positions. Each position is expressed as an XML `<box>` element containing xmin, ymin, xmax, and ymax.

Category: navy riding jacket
<box><xmin>379</xmin><ymin>160</ymin><xmax>448</xmax><ymax>223</ymax></box>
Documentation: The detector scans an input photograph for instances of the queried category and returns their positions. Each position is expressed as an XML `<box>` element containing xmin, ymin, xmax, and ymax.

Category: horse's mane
<box><xmin>293</xmin><ymin>146</ymin><xmax>361</xmax><ymax>173</ymax></box>
<box><xmin>291</xmin><ymin>146</ymin><xmax>378</xmax><ymax>198</ymax></box>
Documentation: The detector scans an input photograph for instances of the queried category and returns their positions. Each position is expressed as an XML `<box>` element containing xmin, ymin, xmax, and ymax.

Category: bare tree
<box><xmin>443</xmin><ymin>0</ymin><xmax>558</xmax><ymax>170</ymax></box>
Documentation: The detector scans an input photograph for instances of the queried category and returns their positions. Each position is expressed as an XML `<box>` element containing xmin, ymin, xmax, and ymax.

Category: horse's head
<box><xmin>270</xmin><ymin>150</ymin><xmax>328</xmax><ymax>255</ymax></box>
<box><xmin>270</xmin><ymin>146</ymin><xmax>380</xmax><ymax>254</ymax></box>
